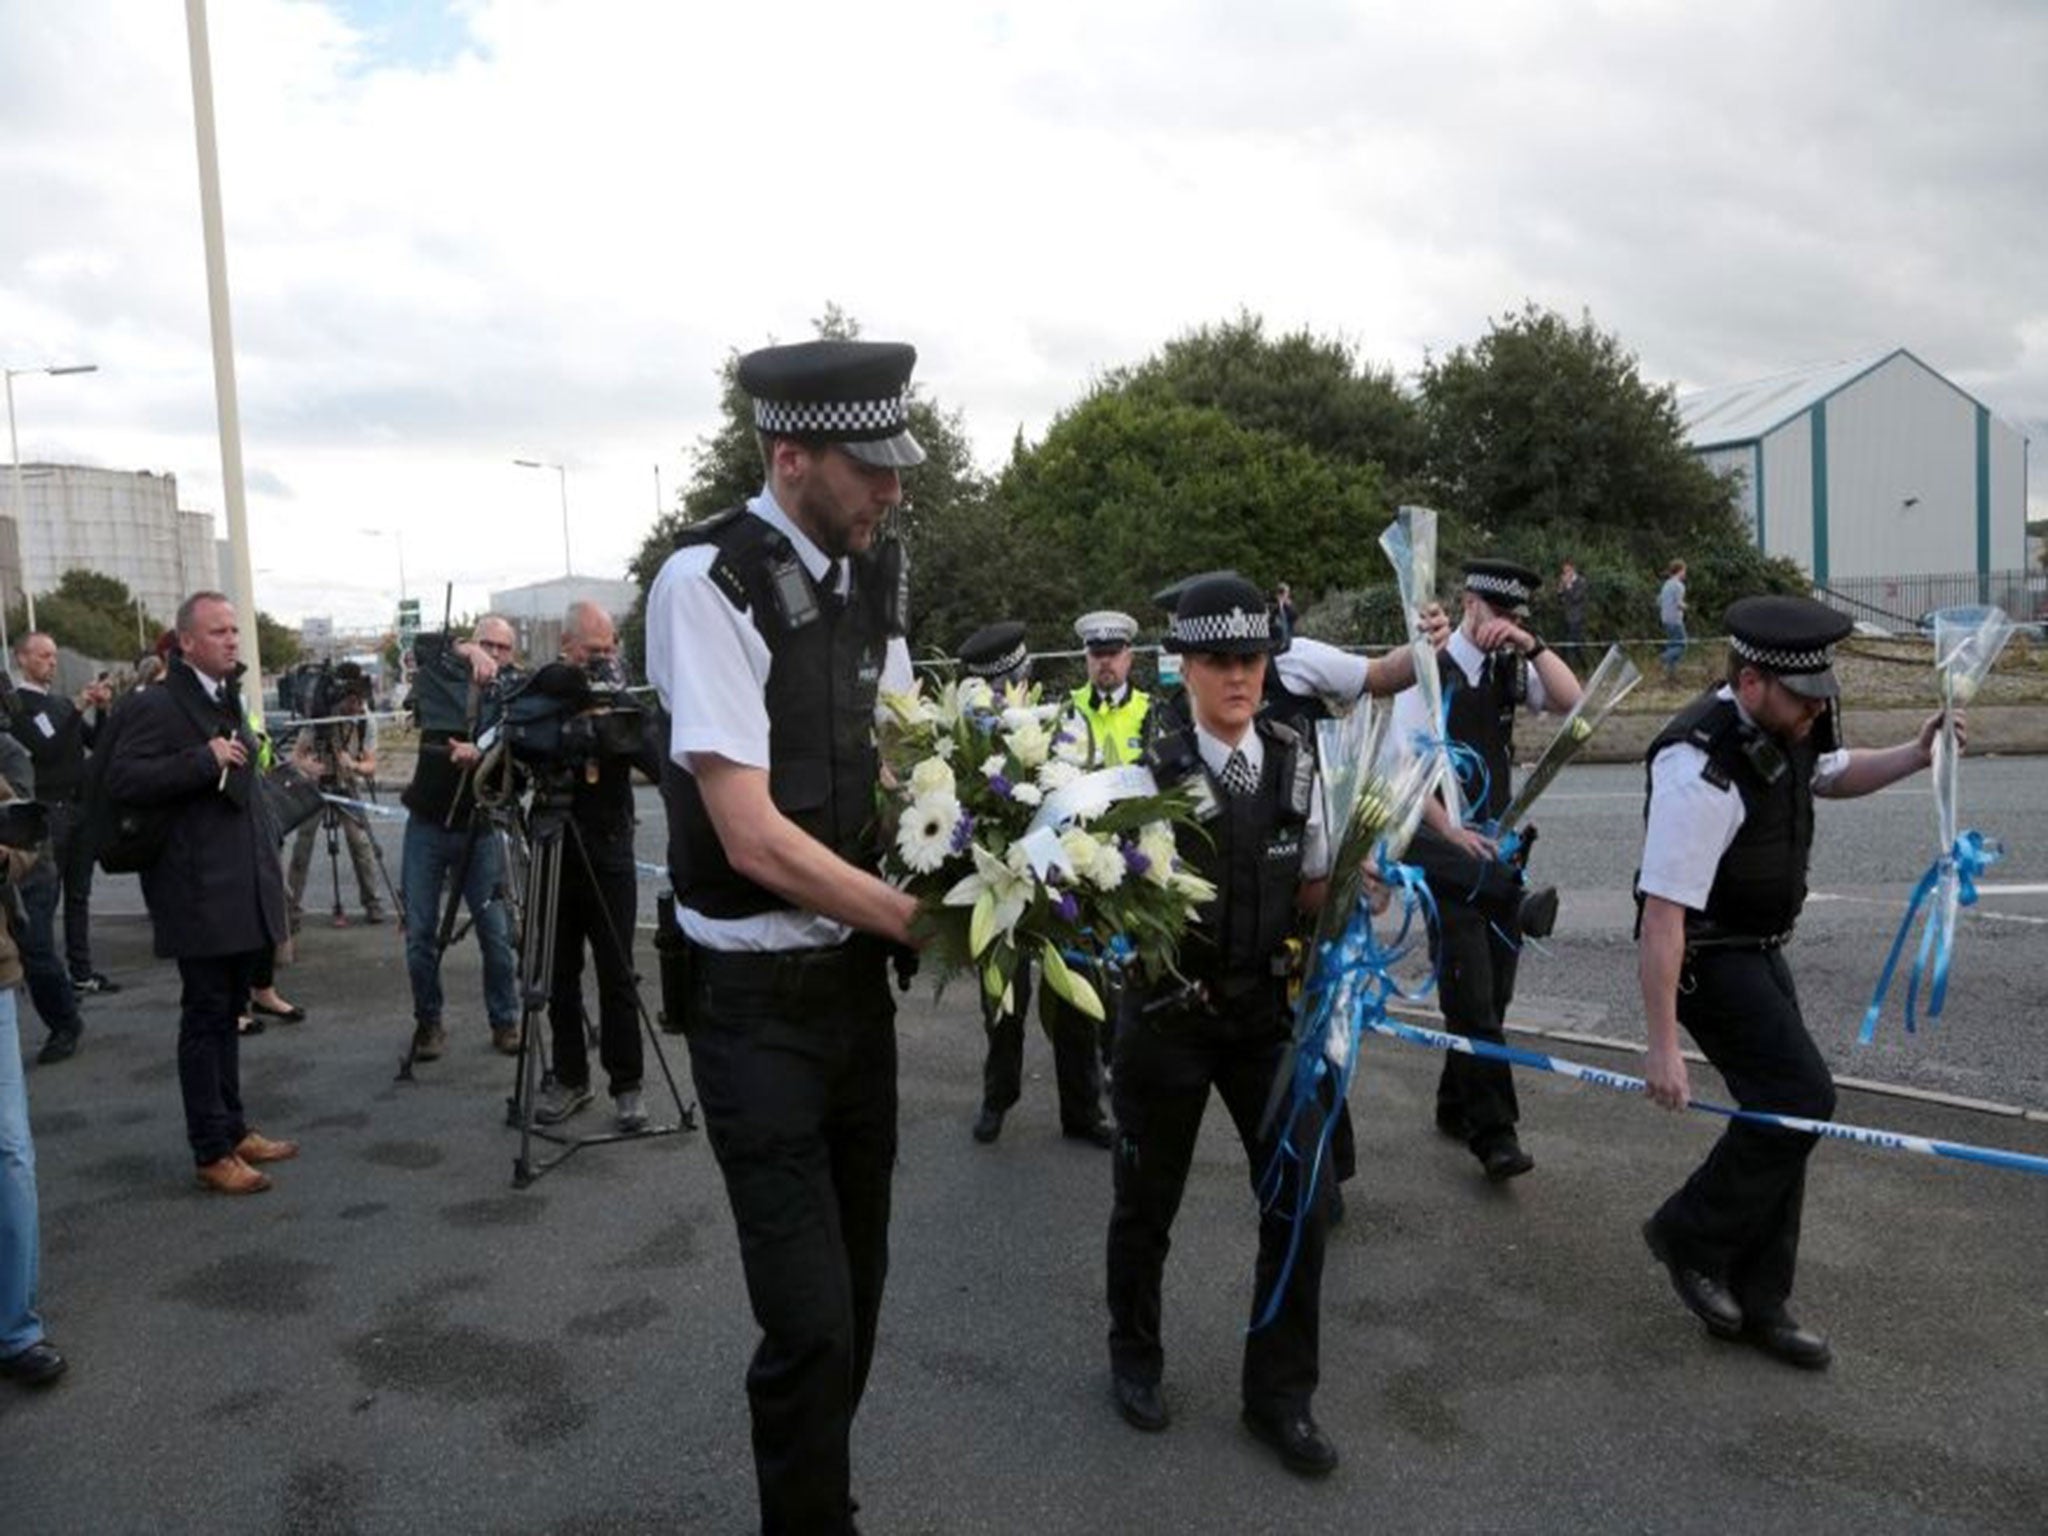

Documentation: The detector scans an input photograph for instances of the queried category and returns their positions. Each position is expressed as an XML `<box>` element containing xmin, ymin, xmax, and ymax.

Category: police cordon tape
<box><xmin>1363</xmin><ymin>1014</ymin><xmax>2048</xmax><ymax>1178</ymax></box>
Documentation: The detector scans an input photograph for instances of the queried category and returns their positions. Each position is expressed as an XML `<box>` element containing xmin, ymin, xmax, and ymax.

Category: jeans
<box><xmin>1661</xmin><ymin>621</ymin><xmax>1688</xmax><ymax>673</ymax></box>
<box><xmin>402</xmin><ymin>816</ymin><xmax>520</xmax><ymax>1029</ymax></box>
<box><xmin>0</xmin><ymin>991</ymin><xmax>45</xmax><ymax>1357</ymax></box>
<box><xmin>18</xmin><ymin>851</ymin><xmax>83</xmax><ymax>1037</ymax></box>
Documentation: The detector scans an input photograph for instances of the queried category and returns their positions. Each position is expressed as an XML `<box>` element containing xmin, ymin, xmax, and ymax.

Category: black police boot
<box><xmin>1743</xmin><ymin>1307</ymin><xmax>1832</xmax><ymax>1370</ymax></box>
<box><xmin>1477</xmin><ymin>1132</ymin><xmax>1535</xmax><ymax>1182</ymax></box>
<box><xmin>971</xmin><ymin>1105</ymin><xmax>1005</xmax><ymax>1144</ymax></box>
<box><xmin>1242</xmin><ymin>1405</ymin><xmax>1339</xmax><ymax>1477</ymax></box>
<box><xmin>1642</xmin><ymin>1218</ymin><xmax>1744</xmax><ymax>1338</ymax></box>
<box><xmin>1112</xmin><ymin>1375</ymin><xmax>1169</xmax><ymax>1432</ymax></box>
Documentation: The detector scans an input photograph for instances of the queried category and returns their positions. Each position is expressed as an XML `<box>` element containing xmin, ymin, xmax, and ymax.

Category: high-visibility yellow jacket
<box><xmin>1068</xmin><ymin>685</ymin><xmax>1150</xmax><ymax>767</ymax></box>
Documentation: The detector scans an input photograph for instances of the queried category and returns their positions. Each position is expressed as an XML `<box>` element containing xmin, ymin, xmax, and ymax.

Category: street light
<box><xmin>512</xmin><ymin>458</ymin><xmax>572</xmax><ymax>577</ymax></box>
<box><xmin>3</xmin><ymin>361</ymin><xmax>99</xmax><ymax>641</ymax></box>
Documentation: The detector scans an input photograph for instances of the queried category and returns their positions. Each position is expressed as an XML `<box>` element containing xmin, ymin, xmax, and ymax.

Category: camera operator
<box><xmin>531</xmin><ymin>601</ymin><xmax>663</xmax><ymax>1134</ymax></box>
<box><xmin>285</xmin><ymin>665</ymin><xmax>386</xmax><ymax>928</ymax></box>
<box><xmin>7</xmin><ymin>632</ymin><xmax>118</xmax><ymax>999</ymax></box>
<box><xmin>401</xmin><ymin>615</ymin><xmax>522</xmax><ymax>1062</ymax></box>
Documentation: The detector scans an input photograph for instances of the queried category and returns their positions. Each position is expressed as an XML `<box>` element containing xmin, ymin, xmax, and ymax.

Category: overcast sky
<box><xmin>2</xmin><ymin>0</ymin><xmax>2043</xmax><ymax>632</ymax></box>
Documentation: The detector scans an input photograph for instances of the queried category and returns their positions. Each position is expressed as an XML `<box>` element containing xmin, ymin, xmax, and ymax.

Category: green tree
<box><xmin>255</xmin><ymin>611</ymin><xmax>302</xmax><ymax>670</ymax></box>
<box><xmin>1112</xmin><ymin>312</ymin><xmax>1422</xmax><ymax>482</ymax></box>
<box><xmin>1415</xmin><ymin>304</ymin><xmax>1804</xmax><ymax>631</ymax></box>
<box><xmin>993</xmin><ymin>390</ymin><xmax>1386</xmax><ymax>642</ymax></box>
<box><xmin>11</xmin><ymin>568</ymin><xmax>162</xmax><ymax>662</ymax></box>
<box><xmin>624</xmin><ymin>305</ymin><xmax>989</xmax><ymax>668</ymax></box>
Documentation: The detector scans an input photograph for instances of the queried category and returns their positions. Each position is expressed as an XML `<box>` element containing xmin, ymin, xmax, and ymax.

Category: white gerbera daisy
<box><xmin>895</xmin><ymin>793</ymin><xmax>961</xmax><ymax>874</ymax></box>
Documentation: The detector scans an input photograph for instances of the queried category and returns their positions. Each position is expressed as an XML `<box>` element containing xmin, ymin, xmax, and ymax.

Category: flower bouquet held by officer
<box><xmin>1637</xmin><ymin>596</ymin><xmax>1960</xmax><ymax>1371</ymax></box>
<box><xmin>1392</xmin><ymin>558</ymin><xmax>1583</xmax><ymax>1182</ymax></box>
<box><xmin>647</xmin><ymin>340</ymin><xmax>925</xmax><ymax>1536</ymax></box>
<box><xmin>101</xmin><ymin>594</ymin><xmax>299</xmax><ymax>1195</ymax></box>
<box><xmin>1105</xmin><ymin>574</ymin><xmax>1346</xmax><ymax>1478</ymax></box>
<box><xmin>956</xmin><ymin>621</ymin><xmax>1111</xmax><ymax>1149</ymax></box>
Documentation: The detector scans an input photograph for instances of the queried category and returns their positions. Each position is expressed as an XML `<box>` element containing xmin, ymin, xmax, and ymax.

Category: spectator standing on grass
<box><xmin>1658</xmin><ymin>560</ymin><xmax>1688</xmax><ymax>684</ymax></box>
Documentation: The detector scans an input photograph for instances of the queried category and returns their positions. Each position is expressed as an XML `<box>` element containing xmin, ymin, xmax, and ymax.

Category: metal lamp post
<box><xmin>4</xmin><ymin>362</ymin><xmax>98</xmax><ymax>643</ymax></box>
<box><xmin>513</xmin><ymin>458</ymin><xmax>572</xmax><ymax>577</ymax></box>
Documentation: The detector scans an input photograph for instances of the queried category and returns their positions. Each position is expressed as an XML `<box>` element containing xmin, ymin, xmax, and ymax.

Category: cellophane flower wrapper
<box><xmin>1496</xmin><ymin>644</ymin><xmax>1642</xmax><ymax>833</ymax></box>
<box><xmin>1928</xmin><ymin>606</ymin><xmax>2015</xmax><ymax>984</ymax></box>
<box><xmin>876</xmin><ymin>677</ymin><xmax>1214</xmax><ymax>1021</ymax></box>
<box><xmin>1379</xmin><ymin>504</ymin><xmax>1463</xmax><ymax>824</ymax></box>
<box><xmin>1307</xmin><ymin>700</ymin><xmax>1438</xmax><ymax>972</ymax></box>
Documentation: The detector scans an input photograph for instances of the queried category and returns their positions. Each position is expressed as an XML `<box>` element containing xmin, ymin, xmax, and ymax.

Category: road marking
<box><xmin>1972</xmin><ymin>882</ymin><xmax>2048</xmax><ymax>896</ymax></box>
<box><xmin>1807</xmin><ymin>891</ymin><xmax>2048</xmax><ymax>926</ymax></box>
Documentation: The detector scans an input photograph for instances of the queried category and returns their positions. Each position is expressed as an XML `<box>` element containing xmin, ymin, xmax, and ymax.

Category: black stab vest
<box><xmin>661</xmin><ymin>509</ymin><xmax>900</xmax><ymax>920</ymax></box>
<box><xmin>1146</xmin><ymin>698</ymin><xmax>1312</xmax><ymax>999</ymax></box>
<box><xmin>1645</xmin><ymin>692</ymin><xmax>1818</xmax><ymax>938</ymax></box>
<box><xmin>1439</xmin><ymin>647</ymin><xmax>1522</xmax><ymax>823</ymax></box>
<box><xmin>1260</xmin><ymin>663</ymin><xmax>1330</xmax><ymax>738</ymax></box>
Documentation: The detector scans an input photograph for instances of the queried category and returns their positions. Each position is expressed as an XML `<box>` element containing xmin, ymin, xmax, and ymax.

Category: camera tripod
<box><xmin>502</xmin><ymin>778</ymin><xmax>695</xmax><ymax>1187</ymax></box>
<box><xmin>299</xmin><ymin>788</ymin><xmax>400</xmax><ymax>927</ymax></box>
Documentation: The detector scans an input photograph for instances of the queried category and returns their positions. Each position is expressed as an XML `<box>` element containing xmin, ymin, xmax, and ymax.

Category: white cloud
<box><xmin>3</xmin><ymin>0</ymin><xmax>2043</xmax><ymax>631</ymax></box>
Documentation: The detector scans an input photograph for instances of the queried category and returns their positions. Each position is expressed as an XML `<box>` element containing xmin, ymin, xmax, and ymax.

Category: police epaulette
<box><xmin>709</xmin><ymin>554</ymin><xmax>749</xmax><ymax>613</ymax></box>
<box><xmin>673</xmin><ymin>505</ymin><xmax>744</xmax><ymax>548</ymax></box>
<box><xmin>1701</xmin><ymin>757</ymin><xmax>1732</xmax><ymax>790</ymax></box>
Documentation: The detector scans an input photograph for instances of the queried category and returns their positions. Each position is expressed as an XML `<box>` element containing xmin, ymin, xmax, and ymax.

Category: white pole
<box><xmin>557</xmin><ymin>463</ymin><xmax>571</xmax><ymax>577</ymax></box>
<box><xmin>4</xmin><ymin>371</ymin><xmax>20</xmax><ymax>654</ymax></box>
<box><xmin>184</xmin><ymin>0</ymin><xmax>262</xmax><ymax>683</ymax></box>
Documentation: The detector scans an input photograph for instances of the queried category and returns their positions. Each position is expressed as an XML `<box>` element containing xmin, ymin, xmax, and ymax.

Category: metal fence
<box><xmin>1817</xmin><ymin>569</ymin><xmax>2046</xmax><ymax>630</ymax></box>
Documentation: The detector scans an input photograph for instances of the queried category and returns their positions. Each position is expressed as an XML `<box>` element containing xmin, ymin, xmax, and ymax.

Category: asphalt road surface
<box><xmin>5</xmin><ymin>762</ymin><xmax>2045</xmax><ymax>1533</ymax></box>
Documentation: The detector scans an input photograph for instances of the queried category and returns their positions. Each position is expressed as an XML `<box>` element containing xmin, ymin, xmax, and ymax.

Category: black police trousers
<box><xmin>545</xmin><ymin>828</ymin><xmax>641</xmax><ymax>1096</ymax></box>
<box><xmin>981</xmin><ymin>960</ymin><xmax>1104</xmax><ymax>1134</ymax></box>
<box><xmin>685</xmin><ymin>939</ymin><xmax>897</xmax><ymax>1536</ymax></box>
<box><xmin>1106</xmin><ymin>981</ymin><xmax>1326</xmax><ymax>1416</ymax></box>
<box><xmin>1651</xmin><ymin>947</ymin><xmax>1835</xmax><ymax>1314</ymax></box>
<box><xmin>1431</xmin><ymin>899</ymin><xmax>1524</xmax><ymax>1148</ymax></box>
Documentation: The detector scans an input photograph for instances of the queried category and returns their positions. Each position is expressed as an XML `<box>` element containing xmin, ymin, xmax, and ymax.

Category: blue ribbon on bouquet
<box><xmin>1250</xmin><ymin>856</ymin><xmax>1437</xmax><ymax>1332</ymax></box>
<box><xmin>1858</xmin><ymin>829</ymin><xmax>2002</xmax><ymax>1044</ymax></box>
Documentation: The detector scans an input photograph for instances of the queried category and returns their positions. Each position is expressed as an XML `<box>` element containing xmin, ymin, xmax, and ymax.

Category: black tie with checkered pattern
<box><xmin>1219</xmin><ymin>747</ymin><xmax>1258</xmax><ymax>798</ymax></box>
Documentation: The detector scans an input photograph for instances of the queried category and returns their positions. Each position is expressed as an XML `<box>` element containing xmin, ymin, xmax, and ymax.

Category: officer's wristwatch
<box><xmin>1523</xmin><ymin>634</ymin><xmax>1549</xmax><ymax>659</ymax></box>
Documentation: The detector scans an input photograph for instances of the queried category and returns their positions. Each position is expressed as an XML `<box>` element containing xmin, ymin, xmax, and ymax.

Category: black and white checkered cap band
<box><xmin>1465</xmin><ymin>572</ymin><xmax>1531</xmax><ymax>605</ymax></box>
<box><xmin>966</xmin><ymin>641</ymin><xmax>1029</xmax><ymax>678</ymax></box>
<box><xmin>1730</xmin><ymin>635</ymin><xmax>1833</xmax><ymax>674</ymax></box>
<box><xmin>753</xmin><ymin>393</ymin><xmax>909</xmax><ymax>439</ymax></box>
<box><xmin>1169</xmin><ymin>605</ymin><xmax>1272</xmax><ymax>647</ymax></box>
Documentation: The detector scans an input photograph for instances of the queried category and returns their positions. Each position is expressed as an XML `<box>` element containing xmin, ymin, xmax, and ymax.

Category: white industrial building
<box><xmin>1679</xmin><ymin>350</ymin><xmax>2030</xmax><ymax>600</ymax></box>
<box><xmin>488</xmin><ymin>573</ymin><xmax>640</xmax><ymax>660</ymax></box>
<box><xmin>2</xmin><ymin>464</ymin><xmax>217</xmax><ymax>623</ymax></box>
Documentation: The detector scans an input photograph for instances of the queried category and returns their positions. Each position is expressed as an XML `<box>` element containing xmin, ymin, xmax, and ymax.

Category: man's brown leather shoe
<box><xmin>234</xmin><ymin>1131</ymin><xmax>299</xmax><ymax>1164</ymax></box>
<box><xmin>196</xmin><ymin>1155</ymin><xmax>272</xmax><ymax>1194</ymax></box>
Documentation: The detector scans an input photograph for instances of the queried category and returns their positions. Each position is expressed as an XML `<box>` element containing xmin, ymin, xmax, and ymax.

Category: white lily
<box><xmin>944</xmin><ymin>842</ymin><xmax>1035</xmax><ymax>959</ymax></box>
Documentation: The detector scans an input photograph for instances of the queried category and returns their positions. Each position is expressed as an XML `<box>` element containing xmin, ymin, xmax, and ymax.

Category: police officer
<box><xmin>1637</xmin><ymin>596</ymin><xmax>1955</xmax><ymax>1370</ymax></box>
<box><xmin>1395</xmin><ymin>558</ymin><xmax>1582</xmax><ymax>1181</ymax></box>
<box><xmin>958</xmin><ymin>621</ymin><xmax>1111</xmax><ymax>1148</ymax></box>
<box><xmin>1069</xmin><ymin>610</ymin><xmax>1149</xmax><ymax>765</ymax></box>
<box><xmin>1105</xmin><ymin>573</ymin><xmax>1340</xmax><ymax>1477</ymax></box>
<box><xmin>648</xmin><ymin>339</ymin><xmax>923</xmax><ymax>1536</ymax></box>
<box><xmin>532</xmin><ymin>602</ymin><xmax>664</xmax><ymax>1135</ymax></box>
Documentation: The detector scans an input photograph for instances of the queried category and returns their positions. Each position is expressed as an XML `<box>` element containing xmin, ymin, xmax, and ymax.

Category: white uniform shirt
<box><xmin>646</xmin><ymin>487</ymin><xmax>913</xmax><ymax>951</ymax></box>
<box><xmin>1193</xmin><ymin>721</ymin><xmax>1332</xmax><ymax>881</ymax></box>
<box><xmin>1637</xmin><ymin>686</ymin><xmax>1849</xmax><ymax>912</ymax></box>
<box><xmin>1273</xmin><ymin>636</ymin><xmax>1370</xmax><ymax>711</ymax></box>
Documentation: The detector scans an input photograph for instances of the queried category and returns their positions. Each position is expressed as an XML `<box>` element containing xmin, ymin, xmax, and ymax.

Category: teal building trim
<box><xmin>1975</xmin><ymin>405</ymin><xmax>1992</xmax><ymax>603</ymax></box>
<box><xmin>1809</xmin><ymin>405</ymin><xmax>1828</xmax><ymax>584</ymax></box>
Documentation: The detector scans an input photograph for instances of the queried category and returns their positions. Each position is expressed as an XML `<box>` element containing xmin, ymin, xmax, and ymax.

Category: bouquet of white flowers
<box><xmin>877</xmin><ymin>677</ymin><xmax>1216</xmax><ymax>1021</ymax></box>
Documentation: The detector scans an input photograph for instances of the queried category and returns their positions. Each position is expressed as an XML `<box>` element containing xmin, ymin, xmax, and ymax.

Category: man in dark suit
<box><xmin>103</xmin><ymin>592</ymin><xmax>298</xmax><ymax>1195</ymax></box>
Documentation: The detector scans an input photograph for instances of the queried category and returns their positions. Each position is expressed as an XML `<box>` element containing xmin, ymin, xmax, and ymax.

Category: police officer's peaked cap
<box><xmin>736</xmin><ymin>339</ymin><xmax>927</xmax><ymax>469</ymax></box>
<box><xmin>1150</xmin><ymin>569</ymin><xmax>1242</xmax><ymax>612</ymax></box>
<box><xmin>1724</xmin><ymin>595</ymin><xmax>1854</xmax><ymax>700</ymax></box>
<box><xmin>1162</xmin><ymin>575</ymin><xmax>1281</xmax><ymax>656</ymax></box>
<box><xmin>956</xmin><ymin>620</ymin><xmax>1030</xmax><ymax>682</ymax></box>
<box><xmin>1462</xmin><ymin>558</ymin><xmax>1542</xmax><ymax>615</ymax></box>
<box><xmin>1074</xmin><ymin>610</ymin><xmax>1138</xmax><ymax>650</ymax></box>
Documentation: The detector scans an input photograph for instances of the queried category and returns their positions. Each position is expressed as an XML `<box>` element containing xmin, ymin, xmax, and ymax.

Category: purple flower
<box><xmin>1121</xmin><ymin>842</ymin><xmax>1151</xmax><ymax>877</ymax></box>
<box><xmin>1053</xmin><ymin>891</ymin><xmax>1080</xmax><ymax>924</ymax></box>
<box><xmin>949</xmin><ymin>811</ymin><xmax>976</xmax><ymax>854</ymax></box>
<box><xmin>989</xmin><ymin>774</ymin><xmax>1013</xmax><ymax>798</ymax></box>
